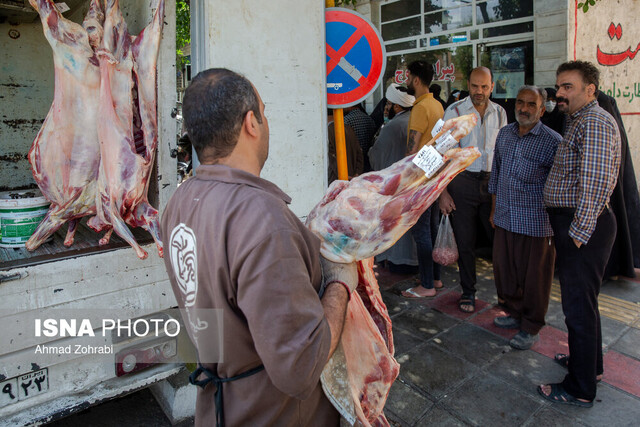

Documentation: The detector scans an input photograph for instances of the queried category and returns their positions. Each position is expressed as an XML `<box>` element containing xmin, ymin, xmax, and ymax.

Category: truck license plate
<box><xmin>0</xmin><ymin>368</ymin><xmax>49</xmax><ymax>408</ymax></box>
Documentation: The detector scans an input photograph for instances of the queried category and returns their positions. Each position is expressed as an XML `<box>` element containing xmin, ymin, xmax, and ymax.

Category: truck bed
<box><xmin>0</xmin><ymin>220</ymin><xmax>153</xmax><ymax>271</ymax></box>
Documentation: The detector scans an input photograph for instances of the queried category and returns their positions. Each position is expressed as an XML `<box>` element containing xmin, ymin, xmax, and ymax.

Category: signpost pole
<box><xmin>325</xmin><ymin>0</ymin><xmax>349</xmax><ymax>180</ymax></box>
<box><xmin>333</xmin><ymin>108</ymin><xmax>349</xmax><ymax>180</ymax></box>
<box><xmin>325</xmin><ymin>6</ymin><xmax>385</xmax><ymax>181</ymax></box>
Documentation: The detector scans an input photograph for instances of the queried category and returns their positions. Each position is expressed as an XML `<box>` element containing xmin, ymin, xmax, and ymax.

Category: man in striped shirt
<box><xmin>540</xmin><ymin>61</ymin><xmax>621</xmax><ymax>408</ymax></box>
<box><xmin>488</xmin><ymin>86</ymin><xmax>561</xmax><ymax>350</ymax></box>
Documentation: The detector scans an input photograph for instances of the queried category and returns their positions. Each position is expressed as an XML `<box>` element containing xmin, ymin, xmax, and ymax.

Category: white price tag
<box><xmin>434</xmin><ymin>130</ymin><xmax>458</xmax><ymax>154</ymax></box>
<box><xmin>431</xmin><ymin>119</ymin><xmax>445</xmax><ymax>137</ymax></box>
<box><xmin>412</xmin><ymin>145</ymin><xmax>444</xmax><ymax>178</ymax></box>
<box><xmin>55</xmin><ymin>2</ymin><xmax>70</xmax><ymax>13</ymax></box>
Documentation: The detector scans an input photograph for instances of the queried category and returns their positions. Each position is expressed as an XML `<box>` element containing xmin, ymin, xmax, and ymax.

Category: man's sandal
<box><xmin>458</xmin><ymin>296</ymin><xmax>475</xmax><ymax>313</ymax></box>
<box><xmin>554</xmin><ymin>353</ymin><xmax>602</xmax><ymax>383</ymax></box>
<box><xmin>537</xmin><ymin>383</ymin><xmax>593</xmax><ymax>408</ymax></box>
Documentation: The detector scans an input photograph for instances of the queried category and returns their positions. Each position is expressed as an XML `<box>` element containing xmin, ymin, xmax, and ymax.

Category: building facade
<box><xmin>355</xmin><ymin>0</ymin><xmax>639</xmax><ymax>185</ymax></box>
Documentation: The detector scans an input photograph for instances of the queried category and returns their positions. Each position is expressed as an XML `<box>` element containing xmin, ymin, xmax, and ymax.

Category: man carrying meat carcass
<box><xmin>401</xmin><ymin>60</ymin><xmax>445</xmax><ymax>298</ymax></box>
<box><xmin>439</xmin><ymin>67</ymin><xmax>508</xmax><ymax>313</ymax></box>
<box><xmin>539</xmin><ymin>61</ymin><xmax>620</xmax><ymax>408</ymax></box>
<box><xmin>161</xmin><ymin>68</ymin><xmax>357</xmax><ymax>426</ymax></box>
<box><xmin>488</xmin><ymin>86</ymin><xmax>561</xmax><ymax>350</ymax></box>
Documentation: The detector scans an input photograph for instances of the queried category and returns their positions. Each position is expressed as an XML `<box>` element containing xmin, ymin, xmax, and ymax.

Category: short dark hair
<box><xmin>429</xmin><ymin>84</ymin><xmax>441</xmax><ymax>96</ymax></box>
<box><xmin>407</xmin><ymin>60</ymin><xmax>434</xmax><ymax>85</ymax></box>
<box><xmin>517</xmin><ymin>85</ymin><xmax>547</xmax><ymax>104</ymax></box>
<box><xmin>182</xmin><ymin>68</ymin><xmax>262</xmax><ymax>162</ymax></box>
<box><xmin>556</xmin><ymin>60</ymin><xmax>600</xmax><ymax>89</ymax></box>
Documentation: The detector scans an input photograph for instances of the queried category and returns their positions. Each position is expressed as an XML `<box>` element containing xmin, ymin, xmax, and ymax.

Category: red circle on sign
<box><xmin>326</xmin><ymin>8</ymin><xmax>386</xmax><ymax>108</ymax></box>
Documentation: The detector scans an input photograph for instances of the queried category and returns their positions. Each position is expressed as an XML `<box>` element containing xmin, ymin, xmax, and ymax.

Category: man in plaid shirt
<box><xmin>540</xmin><ymin>61</ymin><xmax>621</xmax><ymax>408</ymax></box>
<box><xmin>488</xmin><ymin>86</ymin><xmax>561</xmax><ymax>350</ymax></box>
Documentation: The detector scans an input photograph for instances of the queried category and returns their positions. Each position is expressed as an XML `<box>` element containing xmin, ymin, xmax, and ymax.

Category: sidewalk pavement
<box><xmin>50</xmin><ymin>257</ymin><xmax>640</xmax><ymax>426</ymax></box>
<box><xmin>378</xmin><ymin>257</ymin><xmax>640</xmax><ymax>426</ymax></box>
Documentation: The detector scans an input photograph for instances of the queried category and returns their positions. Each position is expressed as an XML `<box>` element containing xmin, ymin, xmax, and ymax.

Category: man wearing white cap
<box><xmin>369</xmin><ymin>84</ymin><xmax>415</xmax><ymax>169</ymax></box>
<box><xmin>369</xmin><ymin>84</ymin><xmax>418</xmax><ymax>270</ymax></box>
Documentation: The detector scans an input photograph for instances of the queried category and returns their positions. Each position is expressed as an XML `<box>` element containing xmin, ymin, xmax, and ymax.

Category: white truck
<box><xmin>1</xmin><ymin>0</ymin><xmax>330</xmax><ymax>424</ymax></box>
<box><xmin>0</xmin><ymin>0</ymin><xmax>187</xmax><ymax>424</ymax></box>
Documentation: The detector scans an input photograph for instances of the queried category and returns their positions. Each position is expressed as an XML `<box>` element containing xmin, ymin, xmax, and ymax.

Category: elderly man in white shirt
<box><xmin>438</xmin><ymin>66</ymin><xmax>508</xmax><ymax>313</ymax></box>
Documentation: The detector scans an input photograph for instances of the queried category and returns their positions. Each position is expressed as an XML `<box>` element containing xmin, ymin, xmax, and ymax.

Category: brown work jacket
<box><xmin>161</xmin><ymin>165</ymin><xmax>338</xmax><ymax>426</ymax></box>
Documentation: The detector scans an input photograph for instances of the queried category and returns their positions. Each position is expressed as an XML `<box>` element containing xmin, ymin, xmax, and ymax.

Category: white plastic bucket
<box><xmin>0</xmin><ymin>189</ymin><xmax>50</xmax><ymax>248</ymax></box>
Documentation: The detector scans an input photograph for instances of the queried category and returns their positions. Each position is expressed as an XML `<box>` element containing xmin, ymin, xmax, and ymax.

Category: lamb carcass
<box><xmin>308</xmin><ymin>114</ymin><xmax>479</xmax><ymax>426</ymax></box>
<box><xmin>307</xmin><ymin>114</ymin><xmax>479</xmax><ymax>263</ymax></box>
<box><xmin>25</xmin><ymin>0</ymin><xmax>105</xmax><ymax>250</ymax></box>
<box><xmin>87</xmin><ymin>0</ymin><xmax>164</xmax><ymax>259</ymax></box>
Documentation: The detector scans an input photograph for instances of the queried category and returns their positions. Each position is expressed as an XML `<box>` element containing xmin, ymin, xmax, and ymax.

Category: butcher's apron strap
<box><xmin>189</xmin><ymin>363</ymin><xmax>265</xmax><ymax>427</ymax></box>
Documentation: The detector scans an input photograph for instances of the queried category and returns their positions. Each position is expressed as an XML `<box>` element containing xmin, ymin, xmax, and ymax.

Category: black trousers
<box><xmin>548</xmin><ymin>207</ymin><xmax>616</xmax><ymax>401</ymax></box>
<box><xmin>493</xmin><ymin>227</ymin><xmax>555</xmax><ymax>335</ymax></box>
<box><xmin>447</xmin><ymin>171</ymin><xmax>493</xmax><ymax>298</ymax></box>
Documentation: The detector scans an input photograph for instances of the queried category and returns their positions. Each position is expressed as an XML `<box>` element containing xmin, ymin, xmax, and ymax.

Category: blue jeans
<box><xmin>410</xmin><ymin>206</ymin><xmax>441</xmax><ymax>289</ymax></box>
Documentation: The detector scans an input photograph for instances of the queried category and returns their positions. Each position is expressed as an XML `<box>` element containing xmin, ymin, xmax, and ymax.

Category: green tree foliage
<box><xmin>578</xmin><ymin>0</ymin><xmax>600</xmax><ymax>13</ymax></box>
<box><xmin>492</xmin><ymin>0</ymin><xmax>533</xmax><ymax>20</ymax></box>
<box><xmin>176</xmin><ymin>0</ymin><xmax>190</xmax><ymax>68</ymax></box>
<box><xmin>454</xmin><ymin>45</ymin><xmax>473</xmax><ymax>90</ymax></box>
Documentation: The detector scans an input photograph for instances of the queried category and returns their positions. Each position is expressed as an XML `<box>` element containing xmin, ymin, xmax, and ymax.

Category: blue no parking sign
<box><xmin>325</xmin><ymin>8</ymin><xmax>386</xmax><ymax>108</ymax></box>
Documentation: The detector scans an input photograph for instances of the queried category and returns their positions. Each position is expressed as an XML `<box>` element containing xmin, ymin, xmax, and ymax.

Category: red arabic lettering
<box><xmin>597</xmin><ymin>42</ymin><xmax>640</xmax><ymax>66</ymax></box>
<box><xmin>394</xmin><ymin>70</ymin><xmax>408</xmax><ymax>85</ymax></box>
<box><xmin>597</xmin><ymin>23</ymin><xmax>640</xmax><ymax>66</ymax></box>
<box><xmin>608</xmin><ymin>22</ymin><xmax>622</xmax><ymax>40</ymax></box>
<box><xmin>433</xmin><ymin>60</ymin><xmax>455</xmax><ymax>82</ymax></box>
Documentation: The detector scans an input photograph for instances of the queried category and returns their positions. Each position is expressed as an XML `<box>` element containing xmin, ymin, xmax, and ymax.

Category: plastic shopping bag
<box><xmin>432</xmin><ymin>214</ymin><xmax>458</xmax><ymax>265</ymax></box>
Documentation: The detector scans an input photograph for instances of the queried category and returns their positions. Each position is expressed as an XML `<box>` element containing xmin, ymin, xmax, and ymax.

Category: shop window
<box><xmin>383</xmin><ymin>46</ymin><xmax>473</xmax><ymax>102</ymax></box>
<box><xmin>379</xmin><ymin>0</ymin><xmax>535</xmax><ymax>112</ymax></box>
<box><xmin>476</xmin><ymin>0</ymin><xmax>533</xmax><ymax>24</ymax></box>
<box><xmin>381</xmin><ymin>0</ymin><xmax>421</xmax><ymax>22</ymax></box>
<box><xmin>429</xmin><ymin>32</ymin><xmax>469</xmax><ymax>46</ymax></box>
<box><xmin>424</xmin><ymin>0</ymin><xmax>467</xmax><ymax>12</ymax></box>
<box><xmin>480</xmin><ymin>40</ymin><xmax>534</xmax><ymax>122</ymax></box>
<box><xmin>483</xmin><ymin>22</ymin><xmax>533</xmax><ymax>38</ymax></box>
<box><xmin>382</xmin><ymin>16</ymin><xmax>421</xmax><ymax>40</ymax></box>
<box><xmin>424</xmin><ymin>5</ymin><xmax>473</xmax><ymax>33</ymax></box>
<box><xmin>387</xmin><ymin>40</ymin><xmax>418</xmax><ymax>53</ymax></box>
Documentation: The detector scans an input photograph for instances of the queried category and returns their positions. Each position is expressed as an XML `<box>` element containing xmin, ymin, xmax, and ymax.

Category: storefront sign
<box><xmin>393</xmin><ymin>60</ymin><xmax>455</xmax><ymax>85</ymax></box>
<box><xmin>434</xmin><ymin>60</ymin><xmax>455</xmax><ymax>82</ymax></box>
<box><xmin>394</xmin><ymin>70</ymin><xmax>408</xmax><ymax>85</ymax></box>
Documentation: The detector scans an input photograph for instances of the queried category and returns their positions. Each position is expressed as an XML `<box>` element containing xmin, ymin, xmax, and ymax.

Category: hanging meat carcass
<box><xmin>26</xmin><ymin>0</ymin><xmax>164</xmax><ymax>258</ymax></box>
<box><xmin>87</xmin><ymin>0</ymin><xmax>164</xmax><ymax>259</ymax></box>
<box><xmin>308</xmin><ymin>114</ymin><xmax>479</xmax><ymax>426</ymax></box>
<box><xmin>307</xmin><ymin>114</ymin><xmax>479</xmax><ymax>263</ymax></box>
<box><xmin>25</xmin><ymin>0</ymin><xmax>105</xmax><ymax>250</ymax></box>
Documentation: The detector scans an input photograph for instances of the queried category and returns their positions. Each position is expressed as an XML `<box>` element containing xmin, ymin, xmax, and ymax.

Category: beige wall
<box><xmin>533</xmin><ymin>0</ymin><xmax>569</xmax><ymax>86</ymax></box>
<box><xmin>570</xmin><ymin>0</ymin><xmax>640</xmax><ymax>185</ymax></box>
<box><xmin>193</xmin><ymin>0</ymin><xmax>327</xmax><ymax>218</ymax></box>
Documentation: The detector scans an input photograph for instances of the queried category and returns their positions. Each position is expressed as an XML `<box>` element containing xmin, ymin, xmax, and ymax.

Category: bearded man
<box><xmin>488</xmin><ymin>85</ymin><xmax>561</xmax><ymax>349</ymax></box>
<box><xmin>439</xmin><ymin>67</ymin><xmax>508</xmax><ymax>313</ymax></box>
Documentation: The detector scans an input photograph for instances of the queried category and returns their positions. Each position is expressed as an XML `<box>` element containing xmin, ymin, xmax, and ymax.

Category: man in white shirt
<box><xmin>439</xmin><ymin>66</ymin><xmax>508</xmax><ymax>313</ymax></box>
